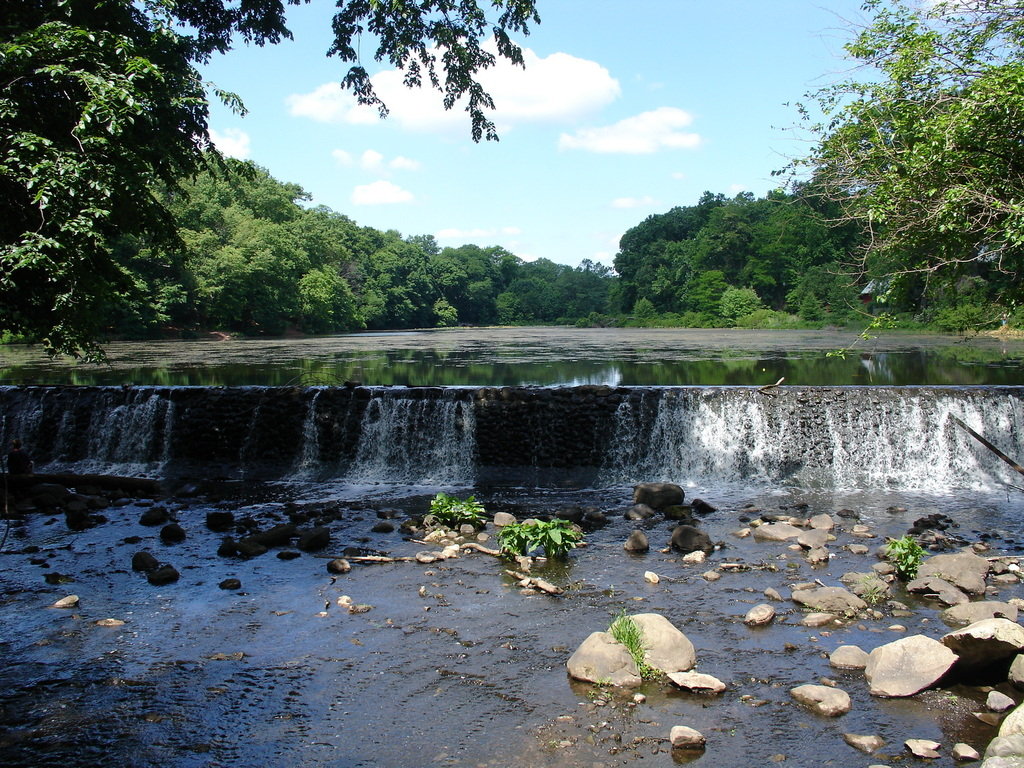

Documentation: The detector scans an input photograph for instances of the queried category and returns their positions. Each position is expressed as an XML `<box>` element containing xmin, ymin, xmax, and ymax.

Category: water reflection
<box><xmin>1</xmin><ymin>327</ymin><xmax>1022</xmax><ymax>386</ymax></box>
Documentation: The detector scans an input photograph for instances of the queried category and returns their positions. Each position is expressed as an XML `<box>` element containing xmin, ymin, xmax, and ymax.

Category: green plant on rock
<box><xmin>425</xmin><ymin>492</ymin><xmax>487</xmax><ymax>529</ymax></box>
<box><xmin>609</xmin><ymin>610</ymin><xmax>658</xmax><ymax>680</ymax></box>
<box><xmin>884</xmin><ymin>535</ymin><xmax>925</xmax><ymax>580</ymax></box>
<box><xmin>497</xmin><ymin>519</ymin><xmax>583</xmax><ymax>559</ymax></box>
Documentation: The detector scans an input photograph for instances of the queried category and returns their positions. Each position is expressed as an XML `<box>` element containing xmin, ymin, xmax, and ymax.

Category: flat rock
<box><xmin>669</xmin><ymin>725</ymin><xmax>706</xmax><ymax>750</ymax></box>
<box><xmin>843</xmin><ymin>733</ymin><xmax>885</xmax><ymax>753</ymax></box>
<box><xmin>865</xmin><ymin>634</ymin><xmax>958</xmax><ymax>697</ymax></box>
<box><xmin>745</xmin><ymin>604</ymin><xmax>775</xmax><ymax>627</ymax></box>
<box><xmin>952</xmin><ymin>742</ymin><xmax>981</xmax><ymax>761</ymax></box>
<box><xmin>566</xmin><ymin>631</ymin><xmax>641</xmax><ymax>687</ymax></box>
<box><xmin>809</xmin><ymin>513</ymin><xmax>834</xmax><ymax>530</ymax></box>
<box><xmin>830</xmin><ymin>644</ymin><xmax>870</xmax><ymax>669</ymax></box>
<box><xmin>803</xmin><ymin>612</ymin><xmax>836</xmax><ymax>627</ymax></box>
<box><xmin>919</xmin><ymin>551</ymin><xmax>990</xmax><ymax>596</ymax></box>
<box><xmin>798</xmin><ymin>528</ymin><xmax>830</xmax><ymax>550</ymax></box>
<box><xmin>942</xmin><ymin>601</ymin><xmax>1018</xmax><ymax>627</ymax></box>
<box><xmin>790</xmin><ymin>684</ymin><xmax>851</xmax><ymax>716</ymax></box>
<box><xmin>791</xmin><ymin>586</ymin><xmax>867</xmax><ymax>615</ymax></box>
<box><xmin>989</xmin><ymin>691</ymin><xmax>1017</xmax><ymax>713</ymax></box>
<box><xmin>52</xmin><ymin>595</ymin><xmax>79</xmax><ymax>609</ymax></box>
<box><xmin>906</xmin><ymin>738</ymin><xmax>942</xmax><ymax>759</ymax></box>
<box><xmin>907</xmin><ymin>575</ymin><xmax>969</xmax><ymax>606</ymax></box>
<box><xmin>942</xmin><ymin>618</ymin><xmax>1024</xmax><ymax>668</ymax></box>
<box><xmin>666</xmin><ymin>671</ymin><xmax>726</xmax><ymax>694</ymax></box>
<box><xmin>753</xmin><ymin>522</ymin><xmax>803</xmax><ymax>542</ymax></box>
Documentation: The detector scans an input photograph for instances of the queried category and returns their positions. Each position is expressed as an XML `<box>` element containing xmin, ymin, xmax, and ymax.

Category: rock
<box><xmin>690</xmin><ymin>498</ymin><xmax>716</xmax><ymax>516</ymax></box>
<box><xmin>644</xmin><ymin>571</ymin><xmax>660</xmax><ymax>584</ymax></box>
<box><xmin>1010</xmin><ymin>655</ymin><xmax>1024</xmax><ymax>688</ymax></box>
<box><xmin>139</xmin><ymin>507</ymin><xmax>169</xmax><ymax>526</ymax></box>
<box><xmin>205</xmin><ymin>511</ymin><xmax>235</xmax><ymax>532</ymax></box>
<box><xmin>865</xmin><ymin>635</ymin><xmax>958</xmax><ymax>697</ymax></box>
<box><xmin>327</xmin><ymin>558</ymin><xmax>351</xmax><ymax>574</ymax></box>
<box><xmin>907</xmin><ymin>576</ymin><xmax>969</xmax><ymax>606</ymax></box>
<box><xmin>669</xmin><ymin>725</ymin><xmax>706</xmax><ymax>750</ymax></box>
<box><xmin>624</xmin><ymin>529</ymin><xmax>649</xmax><ymax>553</ymax></box>
<box><xmin>94</xmin><ymin>618</ymin><xmax>125</xmax><ymax>627</ymax></box>
<box><xmin>803</xmin><ymin>612</ymin><xmax>837</xmax><ymax>627</ymax></box>
<box><xmin>218</xmin><ymin>578</ymin><xmax>241</xmax><ymax>590</ymax></box>
<box><xmin>990</xmin><ymin>691</ymin><xmax>1017</xmax><ymax>713</ymax></box>
<box><xmin>298</xmin><ymin>526</ymin><xmax>331</xmax><ymax>551</ymax></box>
<box><xmin>250</xmin><ymin>523</ymin><xmax>297</xmax><ymax>548</ymax></box>
<box><xmin>631</xmin><ymin>613</ymin><xmax>697</xmax><ymax>674</ymax></box>
<box><xmin>492</xmin><ymin>512</ymin><xmax>516</xmax><ymax>527</ymax></box>
<box><xmin>943</xmin><ymin>601</ymin><xmax>1018</xmax><ymax>627</ymax></box>
<box><xmin>952</xmin><ymin>742</ymin><xmax>981</xmax><ymax>761</ymax></box>
<box><xmin>752</xmin><ymin>522</ymin><xmax>803</xmax><ymax>542</ymax></box>
<box><xmin>664</xmin><ymin>504</ymin><xmax>694</xmax><ymax>521</ymax></box>
<box><xmin>236</xmin><ymin>538</ymin><xmax>269</xmax><ymax>558</ymax></box>
<box><xmin>567</xmin><ymin>631</ymin><xmax>641</xmax><ymax>687</ymax></box>
<box><xmin>682</xmin><ymin>550</ymin><xmax>706</xmax><ymax>564</ymax></box>
<box><xmin>670</xmin><ymin>525</ymin><xmax>713</xmax><ymax>555</ymax></box>
<box><xmin>131</xmin><ymin>550</ymin><xmax>159</xmax><ymax>572</ymax></box>
<box><xmin>798</xmin><ymin>528</ymin><xmax>830</xmax><ymax>550</ymax></box>
<box><xmin>159</xmin><ymin>523</ymin><xmax>186</xmax><ymax>544</ymax></box>
<box><xmin>633</xmin><ymin>482</ymin><xmax>683</xmax><ymax>510</ymax></box>
<box><xmin>986</xmin><ymin>733</ymin><xmax>1024</xmax><ymax>758</ymax></box>
<box><xmin>848</xmin><ymin>544</ymin><xmax>870</xmax><ymax>555</ymax></box>
<box><xmin>745</xmin><ymin>604</ymin><xmax>775</xmax><ymax>627</ymax></box>
<box><xmin>906</xmin><ymin>738</ymin><xmax>942</xmax><ymax>758</ymax></box>
<box><xmin>841</xmin><ymin>572</ymin><xmax>891</xmax><ymax>601</ymax></box>
<box><xmin>147</xmin><ymin>564</ymin><xmax>179</xmax><ymax>586</ymax></box>
<box><xmin>791</xmin><ymin>586</ymin><xmax>867</xmax><ymax>615</ymax></box>
<box><xmin>764</xmin><ymin>587</ymin><xmax>783</xmax><ymax>601</ymax></box>
<box><xmin>52</xmin><ymin>595</ymin><xmax>79</xmax><ymax>609</ymax></box>
<box><xmin>830</xmin><ymin>645</ymin><xmax>870</xmax><ymax>669</ymax></box>
<box><xmin>666</xmin><ymin>671</ymin><xmax>726</xmax><ymax>694</ymax></box>
<box><xmin>624</xmin><ymin>504</ymin><xmax>657</xmax><ymax>521</ymax></box>
<box><xmin>806</xmin><ymin>547</ymin><xmax>830</xmax><ymax>564</ymax></box>
<box><xmin>919</xmin><ymin>551</ymin><xmax>990</xmax><ymax>596</ymax></box>
<box><xmin>790</xmin><ymin>684</ymin><xmax>851</xmax><ymax>716</ymax></box>
<box><xmin>217</xmin><ymin>537</ymin><xmax>239</xmax><ymax>557</ymax></box>
<box><xmin>843</xmin><ymin>733</ymin><xmax>885</xmax><ymax>753</ymax></box>
<box><xmin>810</xmin><ymin>513</ymin><xmax>834</xmax><ymax>530</ymax></box>
<box><xmin>703</xmin><ymin>571</ymin><xmax>721</xmax><ymax>582</ymax></box>
<box><xmin>942</xmin><ymin>618</ymin><xmax>1024</xmax><ymax>668</ymax></box>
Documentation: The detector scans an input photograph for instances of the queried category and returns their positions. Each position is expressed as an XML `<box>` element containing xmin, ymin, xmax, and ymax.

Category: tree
<box><xmin>2</xmin><ymin>0</ymin><xmax>540</xmax><ymax>358</ymax></box>
<box><xmin>800</xmin><ymin>0</ymin><xmax>1024</xmax><ymax>314</ymax></box>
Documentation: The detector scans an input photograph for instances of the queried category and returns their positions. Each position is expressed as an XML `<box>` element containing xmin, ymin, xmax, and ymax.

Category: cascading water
<box><xmin>0</xmin><ymin>385</ymin><xmax>1020</xmax><ymax>492</ymax></box>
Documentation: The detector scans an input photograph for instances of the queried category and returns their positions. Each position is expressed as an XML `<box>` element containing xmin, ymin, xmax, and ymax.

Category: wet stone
<box><xmin>906</xmin><ymin>738</ymin><xmax>941</xmax><ymax>759</ymax></box>
<box><xmin>843</xmin><ymin>733</ymin><xmax>885</xmax><ymax>753</ymax></box>
<box><xmin>744</xmin><ymin>604</ymin><xmax>775</xmax><ymax>627</ymax></box>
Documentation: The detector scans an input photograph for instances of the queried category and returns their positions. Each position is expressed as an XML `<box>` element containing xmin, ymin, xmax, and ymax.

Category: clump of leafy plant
<box><xmin>884</xmin><ymin>535</ymin><xmax>926</xmax><ymax>580</ymax></box>
<box><xmin>497</xmin><ymin>519</ymin><xmax>583</xmax><ymax>559</ymax></box>
<box><xmin>609</xmin><ymin>610</ymin><xmax>657</xmax><ymax>680</ymax></box>
<box><xmin>424</xmin><ymin>492</ymin><xmax>487</xmax><ymax>529</ymax></box>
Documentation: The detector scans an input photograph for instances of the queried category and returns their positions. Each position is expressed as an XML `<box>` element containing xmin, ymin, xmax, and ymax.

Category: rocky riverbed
<box><xmin>2</xmin><ymin>477</ymin><xmax>1024</xmax><ymax>767</ymax></box>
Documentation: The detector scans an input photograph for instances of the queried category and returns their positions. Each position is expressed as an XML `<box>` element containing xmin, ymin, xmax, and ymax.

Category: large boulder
<box><xmin>918</xmin><ymin>551</ymin><xmax>990</xmax><ymax>596</ymax></box>
<box><xmin>943</xmin><ymin>601</ymin><xmax>1018</xmax><ymax>627</ymax></box>
<box><xmin>633</xmin><ymin>483</ymin><xmax>683</xmax><ymax>511</ymax></box>
<box><xmin>791</xmin><ymin>586</ymin><xmax>867</xmax><ymax>615</ymax></box>
<box><xmin>941</xmin><ymin>618</ymin><xmax>1024</xmax><ymax>668</ymax></box>
<box><xmin>865</xmin><ymin>634</ymin><xmax>958</xmax><ymax>697</ymax></box>
<box><xmin>567</xmin><ymin>631</ymin><xmax>642</xmax><ymax>687</ymax></box>
<box><xmin>670</xmin><ymin>525</ymin><xmax>713</xmax><ymax>555</ymax></box>
<box><xmin>631</xmin><ymin>613</ymin><xmax>696</xmax><ymax>674</ymax></box>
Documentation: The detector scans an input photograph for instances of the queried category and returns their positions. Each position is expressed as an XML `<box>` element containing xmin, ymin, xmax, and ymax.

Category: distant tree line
<box><xmin>104</xmin><ymin>159</ymin><xmax>616</xmax><ymax>338</ymax></box>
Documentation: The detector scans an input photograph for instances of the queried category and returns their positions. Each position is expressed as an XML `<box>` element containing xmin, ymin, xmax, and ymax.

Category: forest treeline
<box><xmin>97</xmin><ymin>158</ymin><xmax>1019</xmax><ymax>342</ymax></box>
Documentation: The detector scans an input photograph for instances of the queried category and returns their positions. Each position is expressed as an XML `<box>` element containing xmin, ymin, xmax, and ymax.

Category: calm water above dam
<box><xmin>2</xmin><ymin>327</ymin><xmax>1024</xmax><ymax>386</ymax></box>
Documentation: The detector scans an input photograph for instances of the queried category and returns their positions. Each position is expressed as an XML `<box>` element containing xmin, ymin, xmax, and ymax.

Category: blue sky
<box><xmin>200</xmin><ymin>1</ymin><xmax>868</xmax><ymax>268</ymax></box>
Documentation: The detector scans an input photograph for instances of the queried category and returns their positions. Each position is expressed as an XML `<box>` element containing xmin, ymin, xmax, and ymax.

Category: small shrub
<box><xmin>609</xmin><ymin>610</ymin><xmax>657</xmax><ymax>679</ymax></box>
<box><xmin>497</xmin><ymin>519</ymin><xmax>583</xmax><ymax>559</ymax></box>
<box><xmin>884</xmin><ymin>535</ymin><xmax>925</xmax><ymax>580</ymax></box>
<box><xmin>425</xmin><ymin>492</ymin><xmax>487</xmax><ymax>529</ymax></box>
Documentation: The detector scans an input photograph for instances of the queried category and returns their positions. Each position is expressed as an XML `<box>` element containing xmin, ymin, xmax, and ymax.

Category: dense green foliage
<box><xmin>103</xmin><ymin>159</ymin><xmax>615</xmax><ymax>337</ymax></box>
<box><xmin>612</xmin><ymin>189</ymin><xmax>865</xmax><ymax>327</ymax></box>
<box><xmin>799</xmin><ymin>0</ymin><xmax>1024</xmax><ymax>330</ymax></box>
<box><xmin>497</xmin><ymin>518</ymin><xmax>583</xmax><ymax>559</ymax></box>
<box><xmin>1</xmin><ymin>0</ymin><xmax>540</xmax><ymax>358</ymax></box>
<box><xmin>883</xmin><ymin>535</ymin><xmax>925</xmax><ymax>580</ymax></box>
<box><xmin>425</xmin><ymin>492</ymin><xmax>487</xmax><ymax>529</ymax></box>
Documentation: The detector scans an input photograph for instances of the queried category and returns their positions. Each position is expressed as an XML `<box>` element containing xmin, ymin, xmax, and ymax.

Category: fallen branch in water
<box><xmin>758</xmin><ymin>377</ymin><xmax>785</xmax><ymax>396</ymax></box>
<box><xmin>504</xmin><ymin>569</ymin><xmax>564</xmax><ymax>595</ymax></box>
<box><xmin>950</xmin><ymin>416</ymin><xmax>1024</xmax><ymax>479</ymax></box>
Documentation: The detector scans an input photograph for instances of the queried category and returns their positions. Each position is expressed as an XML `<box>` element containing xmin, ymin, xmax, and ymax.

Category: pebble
<box><xmin>703</xmin><ymin>571</ymin><xmax>721</xmax><ymax>582</ymax></box>
<box><xmin>52</xmin><ymin>595</ymin><xmax>80</xmax><ymax>609</ymax></box>
<box><xmin>644</xmin><ymin>571</ymin><xmax>660</xmax><ymax>584</ymax></box>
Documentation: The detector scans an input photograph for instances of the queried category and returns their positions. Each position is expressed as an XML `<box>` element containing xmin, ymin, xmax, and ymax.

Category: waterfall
<box><xmin>1</xmin><ymin>385</ymin><xmax>1020</xmax><ymax>491</ymax></box>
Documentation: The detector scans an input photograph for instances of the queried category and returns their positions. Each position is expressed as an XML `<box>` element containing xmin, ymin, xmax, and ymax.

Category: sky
<box><xmin>200</xmin><ymin>0</ymin><xmax>869</xmax><ymax>269</ymax></box>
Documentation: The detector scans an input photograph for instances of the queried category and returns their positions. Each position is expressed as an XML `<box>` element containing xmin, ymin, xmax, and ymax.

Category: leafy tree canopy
<box><xmin>1</xmin><ymin>0</ymin><xmax>540</xmax><ymax>359</ymax></box>
<box><xmin>798</xmin><ymin>0</ymin><xmax>1024</xmax><ymax>314</ymax></box>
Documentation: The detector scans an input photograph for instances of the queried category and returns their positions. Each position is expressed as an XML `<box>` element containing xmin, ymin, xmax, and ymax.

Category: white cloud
<box><xmin>611</xmin><ymin>195</ymin><xmax>657</xmax><ymax>209</ymax></box>
<box><xmin>559</xmin><ymin>107</ymin><xmax>701</xmax><ymax>154</ymax></box>
<box><xmin>360</xmin><ymin>149</ymin><xmax>384</xmax><ymax>171</ymax></box>
<box><xmin>390</xmin><ymin>156</ymin><xmax>422</xmax><ymax>171</ymax></box>
<box><xmin>209</xmin><ymin>128</ymin><xmax>251</xmax><ymax>159</ymax></box>
<box><xmin>331</xmin><ymin>149</ymin><xmax>353</xmax><ymax>166</ymax></box>
<box><xmin>286</xmin><ymin>42</ymin><xmax>619</xmax><ymax>134</ymax></box>
<box><xmin>351</xmin><ymin>180</ymin><xmax>414</xmax><ymax>205</ymax></box>
<box><xmin>671</xmin><ymin>171</ymin><xmax>686</xmax><ymax>180</ymax></box>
